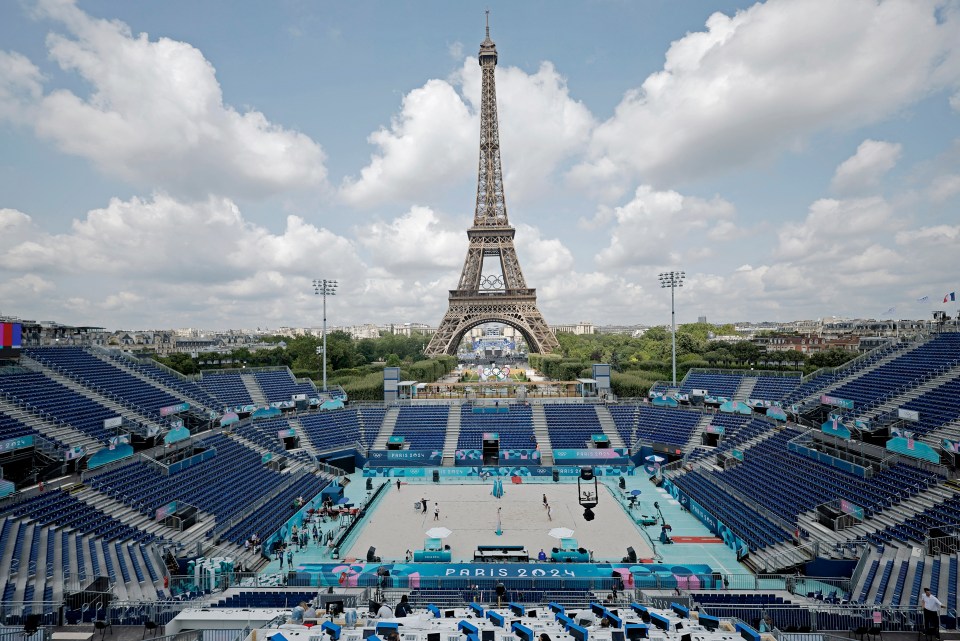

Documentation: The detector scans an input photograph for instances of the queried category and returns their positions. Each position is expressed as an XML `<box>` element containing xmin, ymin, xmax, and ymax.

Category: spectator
<box><xmin>304</xmin><ymin>602</ymin><xmax>318</xmax><ymax>620</ymax></box>
<box><xmin>921</xmin><ymin>587</ymin><xmax>944</xmax><ymax>637</ymax></box>
<box><xmin>290</xmin><ymin>601</ymin><xmax>306</xmax><ymax>623</ymax></box>
<box><xmin>537</xmin><ymin>549</ymin><xmax>547</xmax><ymax>561</ymax></box>
<box><xmin>377</xmin><ymin>602</ymin><xmax>394</xmax><ymax>619</ymax></box>
<box><xmin>395</xmin><ymin>594</ymin><xmax>413</xmax><ymax>617</ymax></box>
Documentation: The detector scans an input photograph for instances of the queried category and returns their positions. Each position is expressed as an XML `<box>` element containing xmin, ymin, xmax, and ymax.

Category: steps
<box><xmin>594</xmin><ymin>405</ymin><xmax>625</xmax><ymax>449</ymax></box>
<box><xmin>240</xmin><ymin>374</ymin><xmax>268</xmax><ymax>406</ymax></box>
<box><xmin>442</xmin><ymin>406</ymin><xmax>462</xmax><ymax>466</ymax></box>
<box><xmin>22</xmin><ymin>355</ymin><xmax>163</xmax><ymax>436</ymax></box>
<box><xmin>531</xmin><ymin>405</ymin><xmax>554</xmax><ymax>465</ymax></box>
<box><xmin>287</xmin><ymin>416</ymin><xmax>314</xmax><ymax>453</ymax></box>
<box><xmin>734</xmin><ymin>377</ymin><xmax>758</xmax><ymax>402</ymax></box>
<box><xmin>684</xmin><ymin>414</ymin><xmax>714</xmax><ymax>455</ymax></box>
<box><xmin>92</xmin><ymin>349</ymin><xmax>216</xmax><ymax>413</ymax></box>
<box><xmin>372</xmin><ymin>407</ymin><xmax>400</xmax><ymax>450</ymax></box>
<box><xmin>0</xmin><ymin>397</ymin><xmax>100</xmax><ymax>454</ymax></box>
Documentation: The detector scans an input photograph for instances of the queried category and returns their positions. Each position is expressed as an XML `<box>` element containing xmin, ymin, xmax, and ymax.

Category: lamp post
<box><xmin>312</xmin><ymin>279</ymin><xmax>338</xmax><ymax>392</ymax></box>
<box><xmin>658</xmin><ymin>271</ymin><xmax>685</xmax><ymax>386</ymax></box>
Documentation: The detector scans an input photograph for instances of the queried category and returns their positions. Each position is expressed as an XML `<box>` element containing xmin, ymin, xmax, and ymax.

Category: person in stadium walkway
<box><xmin>921</xmin><ymin>587</ymin><xmax>944</xmax><ymax>637</ymax></box>
<box><xmin>286</xmin><ymin>548</ymin><xmax>294</xmax><ymax>568</ymax></box>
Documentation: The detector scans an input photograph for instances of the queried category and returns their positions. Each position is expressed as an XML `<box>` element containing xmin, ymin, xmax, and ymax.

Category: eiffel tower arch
<box><xmin>424</xmin><ymin>15</ymin><xmax>559</xmax><ymax>357</ymax></box>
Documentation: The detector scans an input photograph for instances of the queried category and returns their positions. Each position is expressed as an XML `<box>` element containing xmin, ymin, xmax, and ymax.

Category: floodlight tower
<box><xmin>312</xmin><ymin>279</ymin><xmax>338</xmax><ymax>392</ymax></box>
<box><xmin>658</xmin><ymin>271</ymin><xmax>685</xmax><ymax>386</ymax></box>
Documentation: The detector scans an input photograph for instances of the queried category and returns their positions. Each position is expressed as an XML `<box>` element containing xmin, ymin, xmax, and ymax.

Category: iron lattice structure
<box><xmin>424</xmin><ymin>18</ymin><xmax>559</xmax><ymax>357</ymax></box>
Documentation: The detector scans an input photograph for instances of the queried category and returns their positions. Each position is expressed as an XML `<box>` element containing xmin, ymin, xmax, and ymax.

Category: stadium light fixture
<box><xmin>312</xmin><ymin>279</ymin><xmax>338</xmax><ymax>392</ymax></box>
<box><xmin>658</xmin><ymin>271</ymin><xmax>685</xmax><ymax>386</ymax></box>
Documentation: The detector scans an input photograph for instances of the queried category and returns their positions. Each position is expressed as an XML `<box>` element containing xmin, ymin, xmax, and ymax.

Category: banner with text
<box><xmin>366</xmin><ymin>450</ymin><xmax>443</xmax><ymax>467</ymax></box>
<box><xmin>552</xmin><ymin>448</ymin><xmax>630</xmax><ymax>465</ymax></box>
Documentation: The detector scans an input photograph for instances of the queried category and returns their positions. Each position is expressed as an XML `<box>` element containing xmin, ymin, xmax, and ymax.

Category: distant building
<box><xmin>552</xmin><ymin>321</ymin><xmax>596</xmax><ymax>335</ymax></box>
<box><xmin>765</xmin><ymin>335</ymin><xmax>860</xmax><ymax>353</ymax></box>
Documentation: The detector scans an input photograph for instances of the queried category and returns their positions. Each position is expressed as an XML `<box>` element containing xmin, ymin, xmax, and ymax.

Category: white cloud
<box><xmin>572</xmin><ymin>0</ymin><xmax>960</xmax><ymax>194</ymax></box>
<box><xmin>0</xmin><ymin>51</ymin><xmax>43</xmax><ymax>123</ymax></box>
<box><xmin>340</xmin><ymin>80</ymin><xmax>474</xmax><ymax>207</ymax></box>
<box><xmin>356</xmin><ymin>206</ymin><xmax>466</xmax><ymax>273</ymax></box>
<box><xmin>595</xmin><ymin>185</ymin><xmax>735</xmax><ymax>268</ymax></box>
<box><xmin>342</xmin><ymin>57</ymin><xmax>594</xmax><ymax>207</ymax></box>
<box><xmin>775</xmin><ymin>196</ymin><xmax>895</xmax><ymax>262</ymax></box>
<box><xmin>2</xmin><ymin>0</ymin><xmax>327</xmax><ymax>198</ymax></box>
<box><xmin>928</xmin><ymin>173</ymin><xmax>960</xmax><ymax>202</ymax></box>
<box><xmin>831</xmin><ymin>140</ymin><xmax>903</xmax><ymax>194</ymax></box>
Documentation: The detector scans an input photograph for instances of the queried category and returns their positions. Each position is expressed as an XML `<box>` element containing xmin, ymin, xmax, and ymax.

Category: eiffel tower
<box><xmin>424</xmin><ymin>15</ymin><xmax>559</xmax><ymax>357</ymax></box>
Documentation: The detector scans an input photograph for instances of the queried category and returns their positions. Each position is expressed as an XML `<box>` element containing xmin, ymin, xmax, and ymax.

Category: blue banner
<box><xmin>886</xmin><ymin>437</ymin><xmax>940</xmax><ymax>464</ymax></box>
<box><xmin>363</xmin><ymin>465</ymin><xmax>634</xmax><ymax>478</ymax></box>
<box><xmin>0</xmin><ymin>479</ymin><xmax>14</xmax><ymax>498</ymax></box>
<box><xmin>455</xmin><ymin>449</ymin><xmax>541</xmax><ymax>465</ymax></box>
<box><xmin>766</xmin><ymin>406</ymin><xmax>787</xmax><ymax>421</ymax></box>
<box><xmin>719</xmin><ymin>400</ymin><xmax>753</xmax><ymax>415</ymax></box>
<box><xmin>553</xmin><ymin>448</ymin><xmax>630</xmax><ymax>464</ymax></box>
<box><xmin>168</xmin><ymin>447</ymin><xmax>217</xmax><ymax>474</ymax></box>
<box><xmin>294</xmin><ymin>561</ymin><xmax>714</xmax><ymax>586</ymax></box>
<box><xmin>366</xmin><ymin>450</ymin><xmax>443</xmax><ymax>467</ymax></box>
<box><xmin>0</xmin><ymin>434</ymin><xmax>34</xmax><ymax>453</ymax></box>
<box><xmin>821</xmin><ymin>416</ymin><xmax>851</xmax><ymax>440</ymax></box>
<box><xmin>164</xmin><ymin>425</ymin><xmax>191</xmax><ymax>444</ymax></box>
<box><xmin>87</xmin><ymin>443</ymin><xmax>134</xmax><ymax>470</ymax></box>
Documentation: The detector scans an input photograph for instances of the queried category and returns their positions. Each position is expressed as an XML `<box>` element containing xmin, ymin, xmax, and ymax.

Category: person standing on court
<box><xmin>396</xmin><ymin>479</ymin><xmax>401</xmax><ymax>491</ymax></box>
<box><xmin>921</xmin><ymin>587</ymin><xmax>944</xmax><ymax>637</ymax></box>
<box><xmin>434</xmin><ymin>503</ymin><xmax>440</xmax><ymax>521</ymax></box>
<box><xmin>421</xmin><ymin>497</ymin><xmax>427</xmax><ymax>514</ymax></box>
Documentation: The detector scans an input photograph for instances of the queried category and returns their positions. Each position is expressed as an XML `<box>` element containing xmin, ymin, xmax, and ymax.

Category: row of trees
<box><xmin>154</xmin><ymin>324</ymin><xmax>860</xmax><ymax>400</ymax></box>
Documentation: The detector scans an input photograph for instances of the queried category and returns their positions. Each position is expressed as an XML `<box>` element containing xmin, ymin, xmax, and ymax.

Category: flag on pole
<box><xmin>944</xmin><ymin>292</ymin><xmax>956</xmax><ymax>303</ymax></box>
<box><xmin>917</xmin><ymin>296</ymin><xmax>929</xmax><ymax>303</ymax></box>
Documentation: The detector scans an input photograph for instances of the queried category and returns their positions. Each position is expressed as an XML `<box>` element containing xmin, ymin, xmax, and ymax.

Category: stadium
<box><xmin>1</xmin><ymin>8</ymin><xmax>959</xmax><ymax>641</ymax></box>
<box><xmin>0</xmin><ymin>324</ymin><xmax>959</xmax><ymax>639</ymax></box>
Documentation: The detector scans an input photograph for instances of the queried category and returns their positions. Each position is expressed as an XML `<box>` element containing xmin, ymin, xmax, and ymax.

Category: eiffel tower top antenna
<box><xmin>485</xmin><ymin>9</ymin><xmax>490</xmax><ymax>38</ymax></box>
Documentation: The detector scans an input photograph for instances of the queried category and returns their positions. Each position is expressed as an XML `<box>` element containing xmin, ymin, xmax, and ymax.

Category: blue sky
<box><xmin>1</xmin><ymin>0</ymin><xmax>959</xmax><ymax>331</ymax></box>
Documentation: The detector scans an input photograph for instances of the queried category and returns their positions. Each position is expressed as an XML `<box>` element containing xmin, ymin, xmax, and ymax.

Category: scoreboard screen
<box><xmin>0</xmin><ymin>323</ymin><xmax>22</xmax><ymax>360</ymax></box>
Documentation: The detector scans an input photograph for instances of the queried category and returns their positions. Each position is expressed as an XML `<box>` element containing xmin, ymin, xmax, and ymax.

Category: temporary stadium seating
<box><xmin>25</xmin><ymin>347</ymin><xmax>188</xmax><ymax>421</ymax></box>
<box><xmin>102</xmin><ymin>352</ymin><xmax>221</xmax><ymax>409</ymax></box>
<box><xmin>391</xmin><ymin>406</ymin><xmax>449</xmax><ymax>450</ymax></box>
<box><xmin>680</xmin><ymin>373</ymin><xmax>744</xmax><ymax>398</ymax></box>
<box><xmin>544</xmin><ymin>405</ymin><xmax>601</xmax><ymax>448</ymax></box>
<box><xmin>750</xmin><ymin>376</ymin><xmax>800</xmax><ymax>401</ymax></box>
<box><xmin>867</xmin><ymin>494</ymin><xmax>960</xmax><ymax>546</ymax></box>
<box><xmin>299</xmin><ymin>410</ymin><xmax>364</xmax><ymax>452</ymax></box>
<box><xmin>197</xmin><ymin>371</ymin><xmax>254</xmax><ymax>408</ymax></box>
<box><xmin>636</xmin><ymin>406</ymin><xmax>701</xmax><ymax>446</ymax></box>
<box><xmin>0</xmin><ymin>408</ymin><xmax>49</xmax><ymax>446</ymax></box>
<box><xmin>2</xmin><ymin>488</ymin><xmax>155</xmax><ymax>543</ymax></box>
<box><xmin>0</xmin><ymin>371</ymin><xmax>122</xmax><ymax>443</ymax></box>
<box><xmin>358</xmin><ymin>407</ymin><xmax>386</xmax><ymax>448</ymax></box>
<box><xmin>456</xmin><ymin>403</ymin><xmax>534</xmax><ymax>449</ymax></box>
<box><xmin>251</xmin><ymin>370</ymin><xmax>316</xmax><ymax>404</ymax></box>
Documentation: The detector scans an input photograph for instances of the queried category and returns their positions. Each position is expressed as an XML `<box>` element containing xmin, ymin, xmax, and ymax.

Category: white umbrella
<box><xmin>645</xmin><ymin>454</ymin><xmax>665</xmax><ymax>464</ymax></box>
<box><xmin>426</xmin><ymin>527</ymin><xmax>453</xmax><ymax>539</ymax></box>
<box><xmin>548</xmin><ymin>527</ymin><xmax>575</xmax><ymax>539</ymax></box>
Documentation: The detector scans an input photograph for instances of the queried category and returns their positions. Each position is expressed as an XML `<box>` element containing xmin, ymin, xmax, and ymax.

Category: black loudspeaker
<box><xmin>552</xmin><ymin>469</ymin><xmax>559</xmax><ymax>482</ymax></box>
<box><xmin>432</xmin><ymin>470</ymin><xmax>440</xmax><ymax>483</ymax></box>
<box><xmin>625</xmin><ymin>546</ymin><xmax>637</xmax><ymax>562</ymax></box>
<box><xmin>366</xmin><ymin>478</ymin><xmax>373</xmax><ymax>491</ymax></box>
<box><xmin>366</xmin><ymin>546</ymin><xmax>377</xmax><ymax>562</ymax></box>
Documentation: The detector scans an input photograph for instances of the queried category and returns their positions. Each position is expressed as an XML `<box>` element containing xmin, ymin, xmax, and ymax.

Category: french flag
<box><xmin>945</xmin><ymin>292</ymin><xmax>956</xmax><ymax>303</ymax></box>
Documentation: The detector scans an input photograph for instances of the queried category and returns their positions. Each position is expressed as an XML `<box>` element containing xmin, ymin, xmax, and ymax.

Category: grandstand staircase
<box><xmin>594</xmin><ymin>406</ymin><xmax>625</xmax><ymax>449</ymax></box>
<box><xmin>286</xmin><ymin>416</ymin><xmax>315</xmax><ymax>453</ymax></box>
<box><xmin>862</xmin><ymin>360</ymin><xmax>960</xmax><ymax>423</ymax></box>
<box><xmin>371</xmin><ymin>407</ymin><xmax>400</xmax><ymax>450</ymax></box>
<box><xmin>733</xmin><ymin>377</ymin><xmax>758</xmax><ymax>401</ymax></box>
<box><xmin>0</xmin><ymin>396</ymin><xmax>101</xmax><ymax>455</ymax></box>
<box><xmin>684</xmin><ymin>414</ymin><xmax>714</xmax><ymax>455</ymax></box>
<box><xmin>22</xmin><ymin>355</ymin><xmax>165</xmax><ymax>435</ymax></box>
<box><xmin>796</xmin><ymin>337</ymin><xmax>929</xmax><ymax>406</ymax></box>
<box><xmin>91</xmin><ymin>348</ymin><xmax>217</xmax><ymax>413</ymax></box>
<box><xmin>531</xmin><ymin>405</ymin><xmax>554</xmax><ymax>465</ymax></box>
<box><xmin>441</xmin><ymin>407</ymin><xmax>462</xmax><ymax>466</ymax></box>
<box><xmin>796</xmin><ymin>481</ymin><xmax>957</xmax><ymax>552</ymax></box>
<box><xmin>240</xmin><ymin>374</ymin><xmax>269</xmax><ymax>406</ymax></box>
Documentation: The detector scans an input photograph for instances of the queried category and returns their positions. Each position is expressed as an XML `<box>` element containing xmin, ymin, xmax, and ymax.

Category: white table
<box><xmin>166</xmin><ymin>608</ymin><xmax>287</xmax><ymax>634</ymax></box>
<box><xmin>51</xmin><ymin>634</ymin><xmax>94</xmax><ymax>641</ymax></box>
